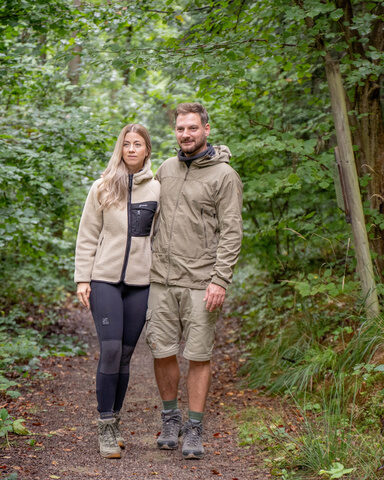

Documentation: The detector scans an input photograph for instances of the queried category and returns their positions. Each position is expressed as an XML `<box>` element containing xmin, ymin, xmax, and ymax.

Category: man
<box><xmin>146</xmin><ymin>102</ymin><xmax>243</xmax><ymax>459</ymax></box>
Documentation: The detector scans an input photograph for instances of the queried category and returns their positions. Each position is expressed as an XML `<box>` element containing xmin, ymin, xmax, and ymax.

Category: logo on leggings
<box><xmin>101</xmin><ymin>317</ymin><xmax>110</xmax><ymax>326</ymax></box>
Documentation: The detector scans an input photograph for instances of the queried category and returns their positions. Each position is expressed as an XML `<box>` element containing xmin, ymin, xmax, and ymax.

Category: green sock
<box><xmin>188</xmin><ymin>410</ymin><xmax>204</xmax><ymax>422</ymax></box>
<box><xmin>163</xmin><ymin>399</ymin><xmax>178</xmax><ymax>411</ymax></box>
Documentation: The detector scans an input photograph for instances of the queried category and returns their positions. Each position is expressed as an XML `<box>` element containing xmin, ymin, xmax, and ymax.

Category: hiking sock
<box><xmin>188</xmin><ymin>410</ymin><xmax>204</xmax><ymax>423</ymax></box>
<box><xmin>100</xmin><ymin>411</ymin><xmax>114</xmax><ymax>420</ymax></box>
<box><xmin>162</xmin><ymin>399</ymin><xmax>178</xmax><ymax>411</ymax></box>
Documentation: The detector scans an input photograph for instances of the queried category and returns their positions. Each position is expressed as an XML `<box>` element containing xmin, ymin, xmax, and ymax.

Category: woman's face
<box><xmin>122</xmin><ymin>132</ymin><xmax>148</xmax><ymax>173</ymax></box>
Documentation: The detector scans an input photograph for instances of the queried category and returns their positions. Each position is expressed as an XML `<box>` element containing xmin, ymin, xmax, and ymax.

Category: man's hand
<box><xmin>203</xmin><ymin>283</ymin><xmax>226</xmax><ymax>312</ymax></box>
<box><xmin>77</xmin><ymin>282</ymin><xmax>91</xmax><ymax>309</ymax></box>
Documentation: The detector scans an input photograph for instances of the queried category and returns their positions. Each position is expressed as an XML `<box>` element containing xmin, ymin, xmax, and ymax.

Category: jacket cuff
<box><xmin>211</xmin><ymin>275</ymin><xmax>229</xmax><ymax>290</ymax></box>
<box><xmin>74</xmin><ymin>275</ymin><xmax>91</xmax><ymax>284</ymax></box>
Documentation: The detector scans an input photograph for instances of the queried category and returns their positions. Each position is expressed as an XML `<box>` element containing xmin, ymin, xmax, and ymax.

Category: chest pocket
<box><xmin>131</xmin><ymin>201</ymin><xmax>158</xmax><ymax>237</ymax></box>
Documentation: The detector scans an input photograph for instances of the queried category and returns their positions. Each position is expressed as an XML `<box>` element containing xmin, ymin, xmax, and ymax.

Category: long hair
<box><xmin>97</xmin><ymin>124</ymin><xmax>151</xmax><ymax>209</ymax></box>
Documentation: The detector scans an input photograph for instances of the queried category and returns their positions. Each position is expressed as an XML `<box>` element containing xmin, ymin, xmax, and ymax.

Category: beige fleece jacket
<box><xmin>74</xmin><ymin>159</ymin><xmax>160</xmax><ymax>285</ymax></box>
<box><xmin>150</xmin><ymin>145</ymin><xmax>243</xmax><ymax>290</ymax></box>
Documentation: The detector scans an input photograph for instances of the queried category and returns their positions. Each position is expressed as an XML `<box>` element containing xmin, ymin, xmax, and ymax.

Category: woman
<box><xmin>74</xmin><ymin>124</ymin><xmax>160</xmax><ymax>459</ymax></box>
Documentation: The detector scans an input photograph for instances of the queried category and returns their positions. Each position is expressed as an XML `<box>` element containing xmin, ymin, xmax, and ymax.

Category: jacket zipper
<box><xmin>165</xmin><ymin>167</ymin><xmax>190</xmax><ymax>285</ymax></box>
<box><xmin>120</xmin><ymin>174</ymin><xmax>133</xmax><ymax>282</ymax></box>
<box><xmin>201</xmin><ymin>208</ymin><xmax>208</xmax><ymax>249</ymax></box>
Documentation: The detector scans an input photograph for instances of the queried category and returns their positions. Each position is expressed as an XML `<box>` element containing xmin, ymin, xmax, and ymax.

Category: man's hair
<box><xmin>175</xmin><ymin>102</ymin><xmax>209</xmax><ymax>125</ymax></box>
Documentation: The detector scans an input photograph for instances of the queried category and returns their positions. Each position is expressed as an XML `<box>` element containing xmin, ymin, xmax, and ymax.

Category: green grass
<box><xmin>230</xmin><ymin>260</ymin><xmax>384</xmax><ymax>479</ymax></box>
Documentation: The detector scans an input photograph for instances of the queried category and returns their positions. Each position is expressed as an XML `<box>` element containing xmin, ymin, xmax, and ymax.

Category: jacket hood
<box><xmin>133</xmin><ymin>157</ymin><xmax>154</xmax><ymax>184</ymax></box>
<box><xmin>193</xmin><ymin>145</ymin><xmax>232</xmax><ymax>168</ymax></box>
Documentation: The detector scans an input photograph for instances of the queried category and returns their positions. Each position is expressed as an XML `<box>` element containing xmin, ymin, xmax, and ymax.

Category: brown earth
<box><xmin>1</xmin><ymin>308</ymin><xmax>277</xmax><ymax>480</ymax></box>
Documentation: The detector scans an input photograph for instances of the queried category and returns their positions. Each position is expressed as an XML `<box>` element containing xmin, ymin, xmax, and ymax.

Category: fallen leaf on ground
<box><xmin>13</xmin><ymin>418</ymin><xmax>31</xmax><ymax>435</ymax></box>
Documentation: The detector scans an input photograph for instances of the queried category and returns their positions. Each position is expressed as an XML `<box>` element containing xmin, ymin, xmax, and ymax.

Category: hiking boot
<box><xmin>182</xmin><ymin>420</ymin><xmax>204</xmax><ymax>459</ymax></box>
<box><xmin>113</xmin><ymin>412</ymin><xmax>125</xmax><ymax>449</ymax></box>
<box><xmin>98</xmin><ymin>418</ymin><xmax>121</xmax><ymax>459</ymax></box>
<box><xmin>157</xmin><ymin>409</ymin><xmax>182</xmax><ymax>450</ymax></box>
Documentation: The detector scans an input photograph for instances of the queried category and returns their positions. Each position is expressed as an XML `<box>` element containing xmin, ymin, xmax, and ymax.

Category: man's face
<box><xmin>175</xmin><ymin>113</ymin><xmax>210</xmax><ymax>157</ymax></box>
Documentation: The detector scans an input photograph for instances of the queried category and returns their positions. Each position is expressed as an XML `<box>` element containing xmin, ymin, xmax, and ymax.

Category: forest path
<box><xmin>3</xmin><ymin>308</ymin><xmax>274</xmax><ymax>480</ymax></box>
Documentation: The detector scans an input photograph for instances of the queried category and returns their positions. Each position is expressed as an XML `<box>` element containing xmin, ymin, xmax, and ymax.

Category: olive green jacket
<box><xmin>150</xmin><ymin>145</ymin><xmax>243</xmax><ymax>290</ymax></box>
<box><xmin>75</xmin><ymin>159</ymin><xmax>160</xmax><ymax>285</ymax></box>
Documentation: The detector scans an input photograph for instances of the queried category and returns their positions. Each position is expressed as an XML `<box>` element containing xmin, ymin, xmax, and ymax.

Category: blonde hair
<box><xmin>97</xmin><ymin>124</ymin><xmax>151</xmax><ymax>209</ymax></box>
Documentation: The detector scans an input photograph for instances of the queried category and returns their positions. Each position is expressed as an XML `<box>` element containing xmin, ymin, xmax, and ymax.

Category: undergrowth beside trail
<box><xmin>230</xmin><ymin>258</ymin><xmax>384</xmax><ymax>479</ymax></box>
<box><xmin>0</xmin><ymin>299</ymin><xmax>87</xmax><ymax>444</ymax></box>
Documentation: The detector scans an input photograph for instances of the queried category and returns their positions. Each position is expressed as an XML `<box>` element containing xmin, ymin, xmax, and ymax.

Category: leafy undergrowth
<box><xmin>229</xmin><ymin>259</ymin><xmax>384</xmax><ymax>479</ymax></box>
<box><xmin>0</xmin><ymin>299</ymin><xmax>87</xmax><ymax>445</ymax></box>
<box><xmin>233</xmin><ymin>401</ymin><xmax>384</xmax><ymax>480</ymax></box>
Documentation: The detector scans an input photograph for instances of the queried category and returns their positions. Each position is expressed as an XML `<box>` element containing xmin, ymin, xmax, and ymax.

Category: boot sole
<box><xmin>182</xmin><ymin>451</ymin><xmax>204</xmax><ymax>459</ymax></box>
<box><xmin>157</xmin><ymin>442</ymin><xmax>178</xmax><ymax>450</ymax></box>
<box><xmin>100</xmin><ymin>451</ymin><xmax>121</xmax><ymax>459</ymax></box>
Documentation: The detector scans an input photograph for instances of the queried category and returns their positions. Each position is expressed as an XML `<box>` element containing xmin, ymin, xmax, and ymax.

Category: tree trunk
<box><xmin>325</xmin><ymin>54</ymin><xmax>380</xmax><ymax>318</ymax></box>
<box><xmin>65</xmin><ymin>0</ymin><xmax>82</xmax><ymax>105</ymax></box>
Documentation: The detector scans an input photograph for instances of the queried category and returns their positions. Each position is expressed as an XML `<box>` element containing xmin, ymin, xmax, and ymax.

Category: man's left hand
<box><xmin>204</xmin><ymin>283</ymin><xmax>226</xmax><ymax>312</ymax></box>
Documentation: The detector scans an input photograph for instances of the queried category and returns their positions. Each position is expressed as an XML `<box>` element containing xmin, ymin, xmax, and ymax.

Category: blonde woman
<box><xmin>74</xmin><ymin>124</ymin><xmax>160</xmax><ymax>458</ymax></box>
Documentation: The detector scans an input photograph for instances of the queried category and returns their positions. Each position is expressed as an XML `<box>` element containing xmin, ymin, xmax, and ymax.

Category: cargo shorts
<box><xmin>145</xmin><ymin>283</ymin><xmax>219</xmax><ymax>362</ymax></box>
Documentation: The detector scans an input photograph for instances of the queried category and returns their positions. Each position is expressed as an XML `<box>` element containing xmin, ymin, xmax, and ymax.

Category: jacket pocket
<box><xmin>131</xmin><ymin>201</ymin><xmax>158</xmax><ymax>237</ymax></box>
<box><xmin>94</xmin><ymin>235</ymin><xmax>105</xmax><ymax>264</ymax></box>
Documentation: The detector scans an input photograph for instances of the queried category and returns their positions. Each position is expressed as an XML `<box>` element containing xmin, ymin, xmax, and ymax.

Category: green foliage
<box><xmin>1</xmin><ymin>0</ymin><xmax>383</xmax><ymax>474</ymax></box>
<box><xmin>0</xmin><ymin>307</ymin><xmax>87</xmax><ymax>398</ymax></box>
<box><xmin>0</xmin><ymin>409</ymin><xmax>14</xmax><ymax>439</ymax></box>
<box><xmin>319</xmin><ymin>463</ymin><xmax>354</xmax><ymax>479</ymax></box>
<box><xmin>234</xmin><ymin>393</ymin><xmax>384</xmax><ymax>479</ymax></box>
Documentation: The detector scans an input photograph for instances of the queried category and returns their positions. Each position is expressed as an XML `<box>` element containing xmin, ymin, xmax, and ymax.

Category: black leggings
<box><xmin>90</xmin><ymin>281</ymin><xmax>149</xmax><ymax>415</ymax></box>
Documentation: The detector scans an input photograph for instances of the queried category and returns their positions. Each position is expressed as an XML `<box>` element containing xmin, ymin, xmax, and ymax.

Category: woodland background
<box><xmin>1</xmin><ymin>1</ymin><xmax>384</xmax><ymax>478</ymax></box>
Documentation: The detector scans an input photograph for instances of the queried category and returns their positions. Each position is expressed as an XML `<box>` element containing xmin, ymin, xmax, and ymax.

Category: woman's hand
<box><xmin>77</xmin><ymin>282</ymin><xmax>91</xmax><ymax>309</ymax></box>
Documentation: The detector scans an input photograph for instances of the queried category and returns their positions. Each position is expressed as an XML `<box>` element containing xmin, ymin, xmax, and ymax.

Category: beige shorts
<box><xmin>145</xmin><ymin>283</ymin><xmax>218</xmax><ymax>362</ymax></box>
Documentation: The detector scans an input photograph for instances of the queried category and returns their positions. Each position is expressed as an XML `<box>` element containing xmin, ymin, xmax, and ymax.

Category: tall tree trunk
<box><xmin>122</xmin><ymin>26</ymin><xmax>133</xmax><ymax>85</ymax></box>
<box><xmin>65</xmin><ymin>0</ymin><xmax>82</xmax><ymax>105</ymax></box>
<box><xmin>325</xmin><ymin>55</ymin><xmax>380</xmax><ymax>317</ymax></box>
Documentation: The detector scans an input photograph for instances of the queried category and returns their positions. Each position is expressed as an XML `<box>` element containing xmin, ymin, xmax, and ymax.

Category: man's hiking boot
<box><xmin>97</xmin><ymin>418</ymin><xmax>121</xmax><ymax>459</ymax></box>
<box><xmin>182</xmin><ymin>419</ymin><xmax>204</xmax><ymax>459</ymax></box>
<box><xmin>113</xmin><ymin>412</ymin><xmax>125</xmax><ymax>449</ymax></box>
<box><xmin>157</xmin><ymin>409</ymin><xmax>182</xmax><ymax>450</ymax></box>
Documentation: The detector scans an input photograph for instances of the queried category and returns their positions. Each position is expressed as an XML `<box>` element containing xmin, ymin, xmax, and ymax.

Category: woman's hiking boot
<box><xmin>97</xmin><ymin>417</ymin><xmax>121</xmax><ymax>459</ymax></box>
<box><xmin>113</xmin><ymin>412</ymin><xmax>125</xmax><ymax>449</ymax></box>
<box><xmin>181</xmin><ymin>419</ymin><xmax>204</xmax><ymax>459</ymax></box>
<box><xmin>157</xmin><ymin>409</ymin><xmax>182</xmax><ymax>449</ymax></box>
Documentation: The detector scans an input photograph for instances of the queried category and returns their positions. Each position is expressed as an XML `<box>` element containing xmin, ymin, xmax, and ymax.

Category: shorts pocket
<box><xmin>145</xmin><ymin>309</ymin><xmax>155</xmax><ymax>349</ymax></box>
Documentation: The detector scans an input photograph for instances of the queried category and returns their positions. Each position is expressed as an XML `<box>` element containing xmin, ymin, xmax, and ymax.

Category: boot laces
<box><xmin>100</xmin><ymin>422</ymin><xmax>117</xmax><ymax>447</ymax></box>
<box><xmin>184</xmin><ymin>422</ymin><xmax>202</xmax><ymax>447</ymax></box>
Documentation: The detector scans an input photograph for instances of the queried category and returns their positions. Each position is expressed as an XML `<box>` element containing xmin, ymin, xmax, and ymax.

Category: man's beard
<box><xmin>179</xmin><ymin>136</ymin><xmax>207</xmax><ymax>156</ymax></box>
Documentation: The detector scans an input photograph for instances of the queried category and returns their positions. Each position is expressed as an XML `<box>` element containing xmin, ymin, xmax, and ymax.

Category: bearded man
<box><xmin>146</xmin><ymin>102</ymin><xmax>243</xmax><ymax>459</ymax></box>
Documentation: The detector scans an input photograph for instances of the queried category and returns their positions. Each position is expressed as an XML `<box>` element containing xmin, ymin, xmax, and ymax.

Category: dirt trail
<box><xmin>2</xmin><ymin>309</ymin><xmax>271</xmax><ymax>480</ymax></box>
